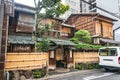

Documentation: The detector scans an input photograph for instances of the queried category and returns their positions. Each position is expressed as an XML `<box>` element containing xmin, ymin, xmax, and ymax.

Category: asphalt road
<box><xmin>50</xmin><ymin>69</ymin><xmax>120</xmax><ymax>80</ymax></box>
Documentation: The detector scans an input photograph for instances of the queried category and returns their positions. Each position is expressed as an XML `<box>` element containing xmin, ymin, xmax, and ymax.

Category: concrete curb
<box><xmin>29</xmin><ymin>69</ymin><xmax>97</xmax><ymax>80</ymax></box>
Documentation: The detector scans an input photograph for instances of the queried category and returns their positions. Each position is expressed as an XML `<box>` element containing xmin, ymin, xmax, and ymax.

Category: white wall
<box><xmin>115</xmin><ymin>29</ymin><xmax>120</xmax><ymax>41</ymax></box>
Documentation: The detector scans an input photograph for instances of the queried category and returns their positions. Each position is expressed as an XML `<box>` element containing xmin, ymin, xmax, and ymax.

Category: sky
<box><xmin>15</xmin><ymin>0</ymin><xmax>35</xmax><ymax>7</ymax></box>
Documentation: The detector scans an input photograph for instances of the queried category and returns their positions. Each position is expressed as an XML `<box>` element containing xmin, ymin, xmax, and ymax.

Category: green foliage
<box><xmin>39</xmin><ymin>21</ymin><xmax>58</xmax><ymax>36</ymax></box>
<box><xmin>33</xmin><ymin>70</ymin><xmax>41</xmax><ymax>78</ymax></box>
<box><xmin>54</xmin><ymin>3</ymin><xmax>69</xmax><ymax>17</ymax></box>
<box><xmin>87</xmin><ymin>63</ymin><xmax>100</xmax><ymax>69</ymax></box>
<box><xmin>70</xmin><ymin>37</ymin><xmax>79</xmax><ymax>44</ymax></box>
<box><xmin>75</xmin><ymin>63</ymin><xmax>85</xmax><ymax>70</ymax></box>
<box><xmin>74</xmin><ymin>30</ymin><xmax>92</xmax><ymax>44</ymax></box>
<box><xmin>70</xmin><ymin>30</ymin><xmax>102</xmax><ymax>50</ymax></box>
<box><xmin>76</xmin><ymin>43</ymin><xmax>102</xmax><ymax>50</ymax></box>
<box><xmin>34</xmin><ymin>0</ymin><xmax>69</xmax><ymax>18</ymax></box>
<box><xmin>75</xmin><ymin>63</ymin><xmax>100</xmax><ymax>70</ymax></box>
<box><xmin>36</xmin><ymin>38</ymin><xmax>50</xmax><ymax>52</ymax></box>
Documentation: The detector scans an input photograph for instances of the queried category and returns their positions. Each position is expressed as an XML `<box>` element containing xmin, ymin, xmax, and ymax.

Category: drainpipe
<box><xmin>6</xmin><ymin>72</ymin><xmax>9</xmax><ymax>80</ymax></box>
<box><xmin>0</xmin><ymin>0</ymin><xmax>4</xmax><ymax>55</ymax></box>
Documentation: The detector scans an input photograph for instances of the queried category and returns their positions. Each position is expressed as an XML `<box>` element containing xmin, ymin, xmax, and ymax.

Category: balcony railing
<box><xmin>42</xmin><ymin>30</ymin><xmax>73</xmax><ymax>39</ymax></box>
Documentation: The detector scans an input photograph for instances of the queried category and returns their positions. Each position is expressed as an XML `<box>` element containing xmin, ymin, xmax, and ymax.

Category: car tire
<box><xmin>104</xmin><ymin>68</ymin><xmax>110</xmax><ymax>71</ymax></box>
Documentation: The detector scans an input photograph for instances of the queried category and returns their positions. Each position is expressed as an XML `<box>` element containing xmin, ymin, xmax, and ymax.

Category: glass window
<box><xmin>99</xmin><ymin>48</ymin><xmax>117</xmax><ymax>56</ymax></box>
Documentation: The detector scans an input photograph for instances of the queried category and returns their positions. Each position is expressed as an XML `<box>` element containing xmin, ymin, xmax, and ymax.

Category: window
<box><xmin>99</xmin><ymin>48</ymin><xmax>117</xmax><ymax>56</ymax></box>
<box><xmin>50</xmin><ymin>51</ymin><xmax>54</xmax><ymax>58</ymax></box>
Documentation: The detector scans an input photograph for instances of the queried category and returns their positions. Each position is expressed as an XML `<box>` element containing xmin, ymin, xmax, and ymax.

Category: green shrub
<box><xmin>33</xmin><ymin>70</ymin><xmax>41</xmax><ymax>78</ymax></box>
<box><xmin>75</xmin><ymin>63</ymin><xmax>85</xmax><ymax>70</ymax></box>
<box><xmin>75</xmin><ymin>63</ymin><xmax>100</xmax><ymax>70</ymax></box>
<box><xmin>76</xmin><ymin>43</ymin><xmax>102</xmax><ymax>50</ymax></box>
<box><xmin>36</xmin><ymin>38</ymin><xmax>50</xmax><ymax>52</ymax></box>
<box><xmin>87</xmin><ymin>63</ymin><xmax>100</xmax><ymax>69</ymax></box>
<box><xmin>94</xmin><ymin>63</ymin><xmax>100</xmax><ymax>69</ymax></box>
<box><xmin>87</xmin><ymin>63</ymin><xmax>94</xmax><ymax>69</ymax></box>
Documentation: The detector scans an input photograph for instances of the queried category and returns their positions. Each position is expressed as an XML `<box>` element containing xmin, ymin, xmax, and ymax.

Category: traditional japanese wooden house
<box><xmin>5</xmin><ymin>3</ymin><xmax>101</xmax><ymax>80</ymax></box>
<box><xmin>5</xmin><ymin>3</ymin><xmax>49</xmax><ymax>79</ymax></box>
<box><xmin>8</xmin><ymin>3</ymin><xmax>35</xmax><ymax>52</ymax></box>
<box><xmin>66</xmin><ymin>13</ymin><xmax>120</xmax><ymax>46</ymax></box>
<box><xmin>38</xmin><ymin>17</ymin><xmax>76</xmax><ymax>69</ymax></box>
<box><xmin>6</xmin><ymin>2</ymin><xmax>76</xmax><ymax>76</ymax></box>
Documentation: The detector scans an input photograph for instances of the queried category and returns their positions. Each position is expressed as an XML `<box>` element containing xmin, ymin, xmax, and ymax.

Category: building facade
<box><xmin>80</xmin><ymin>0</ymin><xmax>120</xmax><ymax>42</ymax></box>
<box><xmin>61</xmin><ymin>0</ymin><xmax>80</xmax><ymax>19</ymax></box>
<box><xmin>7</xmin><ymin>2</ymin><xmax>76</xmax><ymax>72</ymax></box>
<box><xmin>66</xmin><ymin>13</ymin><xmax>119</xmax><ymax>45</ymax></box>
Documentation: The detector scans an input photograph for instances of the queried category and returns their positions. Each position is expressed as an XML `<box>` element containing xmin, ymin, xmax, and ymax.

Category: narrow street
<box><xmin>47</xmin><ymin>69</ymin><xmax>120</xmax><ymax>80</ymax></box>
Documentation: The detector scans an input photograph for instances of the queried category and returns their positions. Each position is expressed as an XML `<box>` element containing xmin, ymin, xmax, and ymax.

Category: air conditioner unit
<box><xmin>4</xmin><ymin>0</ymin><xmax>14</xmax><ymax>17</ymax></box>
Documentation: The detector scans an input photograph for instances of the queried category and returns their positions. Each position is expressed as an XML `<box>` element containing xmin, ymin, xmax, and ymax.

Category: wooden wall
<box><xmin>66</xmin><ymin>14</ymin><xmax>114</xmax><ymax>39</ymax></box>
<box><xmin>95</xmin><ymin>20</ymin><xmax>113</xmax><ymax>38</ymax></box>
<box><xmin>61</xmin><ymin>27</ymin><xmax>71</xmax><ymax>34</ymax></box>
<box><xmin>74</xmin><ymin>52</ymin><xmax>99</xmax><ymax>64</ymax></box>
<box><xmin>5</xmin><ymin>52</ymin><xmax>49</xmax><ymax>71</ymax></box>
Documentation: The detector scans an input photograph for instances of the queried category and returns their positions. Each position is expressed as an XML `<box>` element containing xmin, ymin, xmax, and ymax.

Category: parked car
<box><xmin>98</xmin><ymin>47</ymin><xmax>120</xmax><ymax>71</ymax></box>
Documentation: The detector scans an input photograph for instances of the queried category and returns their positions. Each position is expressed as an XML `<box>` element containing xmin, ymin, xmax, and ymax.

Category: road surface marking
<box><xmin>84</xmin><ymin>72</ymin><xmax>114</xmax><ymax>80</ymax></box>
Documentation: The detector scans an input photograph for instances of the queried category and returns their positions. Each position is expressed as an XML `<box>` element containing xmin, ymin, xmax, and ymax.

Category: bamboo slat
<box><xmin>74</xmin><ymin>52</ymin><xmax>98</xmax><ymax>64</ymax></box>
<box><xmin>5</xmin><ymin>52</ymin><xmax>49</xmax><ymax>71</ymax></box>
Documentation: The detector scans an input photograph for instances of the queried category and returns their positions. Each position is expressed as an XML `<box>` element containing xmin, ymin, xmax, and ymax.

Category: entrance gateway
<box><xmin>49</xmin><ymin>39</ymin><xmax>75</xmax><ymax>70</ymax></box>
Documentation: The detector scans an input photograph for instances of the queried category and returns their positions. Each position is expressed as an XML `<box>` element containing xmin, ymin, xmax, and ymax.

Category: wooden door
<box><xmin>68</xmin><ymin>50</ymin><xmax>73</xmax><ymax>63</ymax></box>
<box><xmin>64</xmin><ymin>49</ymin><xmax>73</xmax><ymax>68</ymax></box>
<box><xmin>49</xmin><ymin>50</ymin><xmax>56</xmax><ymax>66</ymax></box>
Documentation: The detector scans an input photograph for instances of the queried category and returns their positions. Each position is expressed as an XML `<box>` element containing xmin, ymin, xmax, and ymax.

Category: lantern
<box><xmin>4</xmin><ymin>0</ymin><xmax>14</xmax><ymax>17</ymax></box>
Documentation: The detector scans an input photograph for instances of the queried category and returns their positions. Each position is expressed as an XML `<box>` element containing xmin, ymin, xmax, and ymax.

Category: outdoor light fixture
<box><xmin>4</xmin><ymin>0</ymin><xmax>14</xmax><ymax>17</ymax></box>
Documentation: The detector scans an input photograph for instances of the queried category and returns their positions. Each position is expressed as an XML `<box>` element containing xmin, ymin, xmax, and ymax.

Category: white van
<box><xmin>99</xmin><ymin>47</ymin><xmax>120</xmax><ymax>71</ymax></box>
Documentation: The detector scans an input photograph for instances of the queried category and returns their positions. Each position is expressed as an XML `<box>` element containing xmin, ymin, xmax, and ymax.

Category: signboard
<box><xmin>4</xmin><ymin>0</ymin><xmax>14</xmax><ymax>17</ymax></box>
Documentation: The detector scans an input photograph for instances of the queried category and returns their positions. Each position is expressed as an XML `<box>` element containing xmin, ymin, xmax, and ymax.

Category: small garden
<box><xmin>75</xmin><ymin>63</ymin><xmax>100</xmax><ymax>70</ymax></box>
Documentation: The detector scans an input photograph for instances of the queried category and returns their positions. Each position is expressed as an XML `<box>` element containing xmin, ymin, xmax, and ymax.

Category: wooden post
<box><xmin>0</xmin><ymin>0</ymin><xmax>12</xmax><ymax>79</ymax></box>
<box><xmin>0</xmin><ymin>11</ymin><xmax>9</xmax><ymax>80</ymax></box>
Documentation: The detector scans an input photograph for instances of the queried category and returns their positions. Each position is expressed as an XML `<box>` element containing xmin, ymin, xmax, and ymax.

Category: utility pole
<box><xmin>0</xmin><ymin>0</ymin><xmax>14</xmax><ymax>79</ymax></box>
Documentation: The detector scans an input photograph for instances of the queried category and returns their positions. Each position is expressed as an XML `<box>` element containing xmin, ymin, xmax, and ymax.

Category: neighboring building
<box><xmin>80</xmin><ymin>0</ymin><xmax>120</xmax><ymax>42</ymax></box>
<box><xmin>114</xmin><ymin>27</ymin><xmax>120</xmax><ymax>42</ymax></box>
<box><xmin>66</xmin><ymin>13</ymin><xmax>120</xmax><ymax>46</ymax></box>
<box><xmin>8</xmin><ymin>3</ymin><xmax>35</xmax><ymax>52</ymax></box>
<box><xmin>61</xmin><ymin>0</ymin><xmax>80</xmax><ymax>19</ymax></box>
<box><xmin>80</xmin><ymin>0</ymin><xmax>119</xmax><ymax>16</ymax></box>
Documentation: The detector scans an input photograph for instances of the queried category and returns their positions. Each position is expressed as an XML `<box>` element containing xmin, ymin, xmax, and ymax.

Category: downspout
<box><xmin>0</xmin><ymin>0</ymin><xmax>4</xmax><ymax>54</ymax></box>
